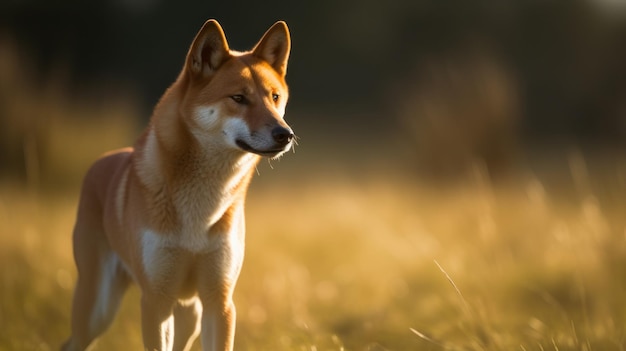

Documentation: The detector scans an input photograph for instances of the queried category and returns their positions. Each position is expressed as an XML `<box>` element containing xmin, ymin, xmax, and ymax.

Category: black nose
<box><xmin>271</xmin><ymin>126</ymin><xmax>294</xmax><ymax>145</ymax></box>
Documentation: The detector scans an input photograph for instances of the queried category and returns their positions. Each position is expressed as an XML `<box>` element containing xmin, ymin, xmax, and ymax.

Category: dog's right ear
<box><xmin>186</xmin><ymin>20</ymin><xmax>230</xmax><ymax>79</ymax></box>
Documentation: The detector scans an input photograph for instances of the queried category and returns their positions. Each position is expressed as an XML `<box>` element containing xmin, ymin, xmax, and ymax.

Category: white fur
<box><xmin>226</xmin><ymin>153</ymin><xmax>257</xmax><ymax>192</ymax></box>
<box><xmin>276</xmin><ymin>103</ymin><xmax>286</xmax><ymax>118</ymax></box>
<box><xmin>222</xmin><ymin>117</ymin><xmax>251</xmax><ymax>148</ymax></box>
<box><xmin>161</xmin><ymin>314</ymin><xmax>174</xmax><ymax>350</ymax></box>
<box><xmin>194</xmin><ymin>106</ymin><xmax>220</xmax><ymax>130</ymax></box>
<box><xmin>90</xmin><ymin>253</ymin><xmax>119</xmax><ymax>334</ymax></box>
<box><xmin>141</xmin><ymin>230</ymin><xmax>166</xmax><ymax>287</ymax></box>
<box><xmin>141</xmin><ymin>229</ymin><xmax>225</xmax><ymax>285</ymax></box>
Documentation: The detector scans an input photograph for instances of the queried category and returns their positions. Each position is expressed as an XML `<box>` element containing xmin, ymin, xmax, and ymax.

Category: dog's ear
<box><xmin>187</xmin><ymin>19</ymin><xmax>230</xmax><ymax>79</ymax></box>
<box><xmin>252</xmin><ymin>21</ymin><xmax>291</xmax><ymax>76</ymax></box>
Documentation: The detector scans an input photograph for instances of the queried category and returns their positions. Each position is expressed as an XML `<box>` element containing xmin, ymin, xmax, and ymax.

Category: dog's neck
<box><xmin>134</xmin><ymin>94</ymin><xmax>260</xmax><ymax>235</ymax></box>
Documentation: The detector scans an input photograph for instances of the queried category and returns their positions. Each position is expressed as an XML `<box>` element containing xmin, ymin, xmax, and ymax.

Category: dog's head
<box><xmin>180</xmin><ymin>20</ymin><xmax>293</xmax><ymax>159</ymax></box>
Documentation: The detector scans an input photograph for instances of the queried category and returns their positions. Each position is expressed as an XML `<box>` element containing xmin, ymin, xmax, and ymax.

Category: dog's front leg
<box><xmin>199</xmin><ymin>297</ymin><xmax>236</xmax><ymax>351</ymax></box>
<box><xmin>141</xmin><ymin>292</ymin><xmax>176</xmax><ymax>351</ymax></box>
<box><xmin>197</xmin><ymin>240</ymin><xmax>243</xmax><ymax>351</ymax></box>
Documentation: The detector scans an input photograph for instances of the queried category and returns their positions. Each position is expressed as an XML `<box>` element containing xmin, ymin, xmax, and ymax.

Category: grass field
<box><xmin>2</xmin><ymin>149</ymin><xmax>626</xmax><ymax>350</ymax></box>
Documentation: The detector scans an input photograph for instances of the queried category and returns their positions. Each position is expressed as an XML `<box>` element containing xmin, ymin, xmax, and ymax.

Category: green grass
<box><xmin>2</xmin><ymin>159</ymin><xmax>626</xmax><ymax>350</ymax></box>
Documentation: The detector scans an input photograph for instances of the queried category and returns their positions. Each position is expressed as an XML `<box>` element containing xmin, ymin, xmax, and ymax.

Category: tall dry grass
<box><xmin>2</xmin><ymin>163</ymin><xmax>626</xmax><ymax>350</ymax></box>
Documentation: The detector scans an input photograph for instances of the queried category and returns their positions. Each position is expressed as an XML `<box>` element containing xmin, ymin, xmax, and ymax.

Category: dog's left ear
<box><xmin>252</xmin><ymin>21</ymin><xmax>291</xmax><ymax>77</ymax></box>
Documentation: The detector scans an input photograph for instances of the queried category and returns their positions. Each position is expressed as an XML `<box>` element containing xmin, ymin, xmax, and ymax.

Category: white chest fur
<box><xmin>140</xmin><ymin>220</ymin><xmax>244</xmax><ymax>289</ymax></box>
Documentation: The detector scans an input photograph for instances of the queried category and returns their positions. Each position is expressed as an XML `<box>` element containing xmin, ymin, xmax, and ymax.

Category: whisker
<box><xmin>291</xmin><ymin>134</ymin><xmax>300</xmax><ymax>153</ymax></box>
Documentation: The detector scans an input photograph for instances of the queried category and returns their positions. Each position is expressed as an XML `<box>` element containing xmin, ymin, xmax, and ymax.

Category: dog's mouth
<box><xmin>235</xmin><ymin>140</ymin><xmax>289</xmax><ymax>157</ymax></box>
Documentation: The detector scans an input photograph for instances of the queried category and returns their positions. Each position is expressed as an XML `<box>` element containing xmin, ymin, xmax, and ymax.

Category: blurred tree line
<box><xmin>1</xmin><ymin>0</ymin><xmax>626</xmax><ymax>180</ymax></box>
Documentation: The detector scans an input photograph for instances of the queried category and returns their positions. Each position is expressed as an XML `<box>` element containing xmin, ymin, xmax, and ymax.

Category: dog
<box><xmin>61</xmin><ymin>19</ymin><xmax>294</xmax><ymax>351</ymax></box>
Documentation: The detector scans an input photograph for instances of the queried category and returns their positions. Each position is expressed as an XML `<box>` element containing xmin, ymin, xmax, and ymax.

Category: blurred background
<box><xmin>2</xmin><ymin>0</ymin><xmax>626</xmax><ymax>350</ymax></box>
<box><xmin>2</xmin><ymin>0</ymin><xmax>626</xmax><ymax>185</ymax></box>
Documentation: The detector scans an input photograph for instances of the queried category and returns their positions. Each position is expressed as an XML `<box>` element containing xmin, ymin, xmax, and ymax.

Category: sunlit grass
<box><xmin>3</xmin><ymin>158</ymin><xmax>626</xmax><ymax>350</ymax></box>
<box><xmin>244</xmin><ymin>168</ymin><xmax>626</xmax><ymax>350</ymax></box>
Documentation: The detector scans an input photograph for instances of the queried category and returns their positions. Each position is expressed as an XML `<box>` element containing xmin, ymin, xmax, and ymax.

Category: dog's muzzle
<box><xmin>235</xmin><ymin>125</ymin><xmax>294</xmax><ymax>157</ymax></box>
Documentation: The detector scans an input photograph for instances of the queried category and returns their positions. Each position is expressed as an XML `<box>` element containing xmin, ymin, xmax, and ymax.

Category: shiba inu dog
<box><xmin>62</xmin><ymin>19</ymin><xmax>294</xmax><ymax>351</ymax></box>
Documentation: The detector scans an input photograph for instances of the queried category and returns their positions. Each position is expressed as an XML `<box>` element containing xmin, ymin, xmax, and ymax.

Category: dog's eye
<box><xmin>231</xmin><ymin>95</ymin><xmax>247</xmax><ymax>104</ymax></box>
<box><xmin>272</xmin><ymin>93</ymin><xmax>280</xmax><ymax>102</ymax></box>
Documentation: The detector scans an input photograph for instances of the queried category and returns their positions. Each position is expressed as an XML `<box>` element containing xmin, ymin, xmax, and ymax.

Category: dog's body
<box><xmin>62</xmin><ymin>20</ymin><xmax>293</xmax><ymax>351</ymax></box>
